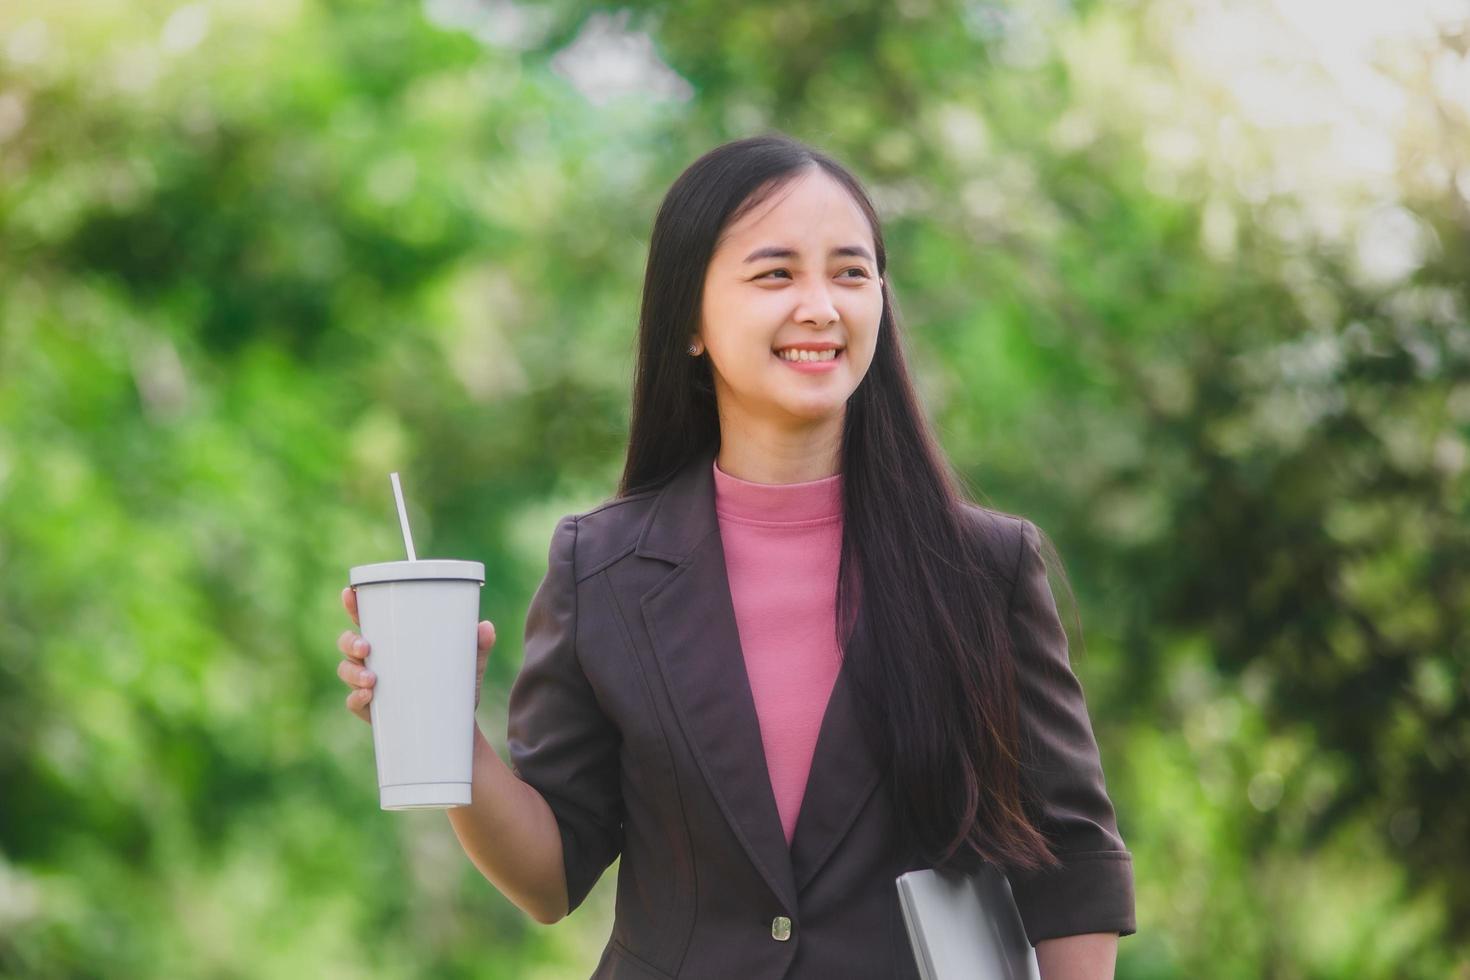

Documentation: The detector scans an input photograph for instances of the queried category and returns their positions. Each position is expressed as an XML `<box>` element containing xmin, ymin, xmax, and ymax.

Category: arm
<box><xmin>502</xmin><ymin>513</ymin><xmax>624</xmax><ymax>922</ymax></box>
<box><xmin>1035</xmin><ymin>932</ymin><xmax>1118</xmax><ymax>980</ymax></box>
<box><xmin>446</xmin><ymin>723</ymin><xmax>569</xmax><ymax>924</ymax></box>
<box><xmin>1004</xmin><ymin>517</ymin><xmax>1136</xmax><ymax>946</ymax></box>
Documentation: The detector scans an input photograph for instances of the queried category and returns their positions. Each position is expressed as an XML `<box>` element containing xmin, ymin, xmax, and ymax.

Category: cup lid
<box><xmin>349</xmin><ymin>559</ymin><xmax>485</xmax><ymax>587</ymax></box>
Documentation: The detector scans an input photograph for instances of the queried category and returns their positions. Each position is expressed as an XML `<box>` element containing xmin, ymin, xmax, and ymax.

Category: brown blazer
<box><xmin>506</xmin><ymin>445</ymin><xmax>1135</xmax><ymax>979</ymax></box>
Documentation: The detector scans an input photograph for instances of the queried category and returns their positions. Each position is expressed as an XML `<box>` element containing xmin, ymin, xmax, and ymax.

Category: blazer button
<box><xmin>771</xmin><ymin>915</ymin><xmax>792</xmax><ymax>941</ymax></box>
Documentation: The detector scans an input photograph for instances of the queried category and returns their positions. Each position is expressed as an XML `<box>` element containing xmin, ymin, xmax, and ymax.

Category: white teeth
<box><xmin>776</xmin><ymin>348</ymin><xmax>839</xmax><ymax>362</ymax></box>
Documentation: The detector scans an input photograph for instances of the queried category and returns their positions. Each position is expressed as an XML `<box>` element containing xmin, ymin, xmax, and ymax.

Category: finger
<box><xmin>477</xmin><ymin>620</ymin><xmax>496</xmax><ymax>652</ymax></box>
<box><xmin>343</xmin><ymin>587</ymin><xmax>360</xmax><ymax>627</ymax></box>
<box><xmin>344</xmin><ymin>635</ymin><xmax>369</xmax><ymax>663</ymax></box>
<box><xmin>337</xmin><ymin>658</ymin><xmax>376</xmax><ymax>689</ymax></box>
<box><xmin>337</xmin><ymin>630</ymin><xmax>369</xmax><ymax>660</ymax></box>
<box><xmin>346</xmin><ymin>687</ymin><xmax>372</xmax><ymax>723</ymax></box>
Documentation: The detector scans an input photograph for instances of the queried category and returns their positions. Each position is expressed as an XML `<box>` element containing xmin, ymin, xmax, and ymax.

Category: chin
<box><xmin>779</xmin><ymin>398</ymin><xmax>848</xmax><ymax>422</ymax></box>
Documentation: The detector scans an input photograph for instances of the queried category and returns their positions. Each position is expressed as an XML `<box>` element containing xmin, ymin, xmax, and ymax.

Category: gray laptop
<box><xmin>895</xmin><ymin>865</ymin><xmax>1040</xmax><ymax>980</ymax></box>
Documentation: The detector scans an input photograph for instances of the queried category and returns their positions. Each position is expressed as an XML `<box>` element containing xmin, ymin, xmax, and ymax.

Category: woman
<box><xmin>336</xmin><ymin>133</ymin><xmax>1135</xmax><ymax>979</ymax></box>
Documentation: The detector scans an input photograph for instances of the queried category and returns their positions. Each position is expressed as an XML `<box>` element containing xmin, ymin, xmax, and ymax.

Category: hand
<box><xmin>337</xmin><ymin>587</ymin><xmax>497</xmax><ymax>725</ymax></box>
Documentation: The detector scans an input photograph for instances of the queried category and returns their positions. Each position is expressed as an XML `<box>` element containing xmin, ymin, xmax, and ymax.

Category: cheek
<box><xmin>712</xmin><ymin>332</ymin><xmax>780</xmax><ymax>379</ymax></box>
<box><xmin>845</xmin><ymin>303</ymin><xmax>882</xmax><ymax>353</ymax></box>
<box><xmin>850</xmin><ymin>328</ymin><xmax>881</xmax><ymax>372</ymax></box>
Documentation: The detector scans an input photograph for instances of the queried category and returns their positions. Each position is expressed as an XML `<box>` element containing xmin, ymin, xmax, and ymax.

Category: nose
<box><xmin>792</xmin><ymin>281</ymin><xmax>840</xmax><ymax>328</ymax></box>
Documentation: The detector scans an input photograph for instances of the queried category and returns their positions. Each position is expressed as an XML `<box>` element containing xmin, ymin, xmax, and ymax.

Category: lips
<box><xmin>774</xmin><ymin>348</ymin><xmax>842</xmax><ymax>361</ymax></box>
<box><xmin>773</xmin><ymin>348</ymin><xmax>844</xmax><ymax>371</ymax></box>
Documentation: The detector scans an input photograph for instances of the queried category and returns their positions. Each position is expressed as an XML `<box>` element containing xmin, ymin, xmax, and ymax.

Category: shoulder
<box><xmin>554</xmin><ymin>488</ymin><xmax>663</xmax><ymax>582</ymax></box>
<box><xmin>957</xmin><ymin>501</ymin><xmax>1039</xmax><ymax>592</ymax></box>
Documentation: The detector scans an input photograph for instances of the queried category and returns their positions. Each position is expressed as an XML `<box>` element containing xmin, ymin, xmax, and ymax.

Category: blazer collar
<box><xmin>635</xmin><ymin>443</ymin><xmax>723</xmax><ymax>562</ymax></box>
<box><xmin>636</xmin><ymin>444</ymin><xmax>883</xmax><ymax>914</ymax></box>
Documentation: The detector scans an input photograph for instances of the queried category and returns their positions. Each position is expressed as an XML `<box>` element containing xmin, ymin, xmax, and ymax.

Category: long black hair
<box><xmin>618</xmin><ymin>132</ymin><xmax>1063</xmax><ymax>876</ymax></box>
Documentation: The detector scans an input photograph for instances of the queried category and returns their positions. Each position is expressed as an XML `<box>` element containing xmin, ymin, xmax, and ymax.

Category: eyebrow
<box><xmin>742</xmin><ymin>244</ymin><xmax>875</xmax><ymax>264</ymax></box>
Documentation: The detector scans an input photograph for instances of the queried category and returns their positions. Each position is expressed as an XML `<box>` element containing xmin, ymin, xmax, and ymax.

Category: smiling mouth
<box><xmin>772</xmin><ymin>348</ymin><xmax>844</xmax><ymax>363</ymax></box>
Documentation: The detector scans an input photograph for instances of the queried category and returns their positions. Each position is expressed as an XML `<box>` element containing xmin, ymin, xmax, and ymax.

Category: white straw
<box><xmin>390</xmin><ymin>471</ymin><xmax>417</xmax><ymax>561</ymax></box>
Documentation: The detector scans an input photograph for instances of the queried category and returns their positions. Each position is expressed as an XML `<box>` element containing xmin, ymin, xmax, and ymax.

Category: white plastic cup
<box><xmin>347</xmin><ymin>558</ymin><xmax>485</xmax><ymax>810</ymax></box>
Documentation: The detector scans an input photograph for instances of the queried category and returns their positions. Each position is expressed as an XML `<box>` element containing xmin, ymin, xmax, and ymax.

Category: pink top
<box><xmin>711</xmin><ymin>457</ymin><xmax>844</xmax><ymax>845</ymax></box>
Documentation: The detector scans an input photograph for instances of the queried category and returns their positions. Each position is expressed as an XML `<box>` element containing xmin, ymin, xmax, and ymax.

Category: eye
<box><xmin>756</xmin><ymin>267</ymin><xmax>872</xmax><ymax>281</ymax></box>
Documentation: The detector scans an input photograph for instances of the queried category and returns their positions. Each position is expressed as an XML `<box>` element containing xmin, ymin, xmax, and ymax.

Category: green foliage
<box><xmin>1</xmin><ymin>0</ymin><xmax>1466</xmax><ymax>976</ymax></box>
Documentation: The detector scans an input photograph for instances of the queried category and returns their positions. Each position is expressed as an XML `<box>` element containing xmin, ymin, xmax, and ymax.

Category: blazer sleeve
<box><xmin>1003</xmin><ymin>517</ymin><xmax>1137</xmax><ymax>945</ymax></box>
<box><xmin>505</xmin><ymin>513</ymin><xmax>624</xmax><ymax>916</ymax></box>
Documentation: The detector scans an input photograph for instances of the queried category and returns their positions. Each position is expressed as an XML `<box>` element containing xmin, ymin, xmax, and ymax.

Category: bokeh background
<box><xmin>2</xmin><ymin>0</ymin><xmax>1468</xmax><ymax>976</ymax></box>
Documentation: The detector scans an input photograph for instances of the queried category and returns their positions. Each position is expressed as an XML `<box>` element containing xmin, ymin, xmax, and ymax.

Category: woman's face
<box><xmin>698</xmin><ymin>168</ymin><xmax>884</xmax><ymax>430</ymax></box>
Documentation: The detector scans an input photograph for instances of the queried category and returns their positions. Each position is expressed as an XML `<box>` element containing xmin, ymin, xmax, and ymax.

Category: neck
<box><xmin>715</xmin><ymin>418</ymin><xmax>843</xmax><ymax>484</ymax></box>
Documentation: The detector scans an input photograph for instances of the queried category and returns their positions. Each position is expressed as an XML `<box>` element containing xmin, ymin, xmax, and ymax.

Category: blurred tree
<box><xmin>0</xmin><ymin>0</ymin><xmax>1465</xmax><ymax>977</ymax></box>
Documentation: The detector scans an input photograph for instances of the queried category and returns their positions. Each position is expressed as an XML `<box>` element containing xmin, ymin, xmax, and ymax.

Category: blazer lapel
<box><xmin>636</xmin><ymin>445</ymin><xmax>883</xmax><ymax>909</ymax></box>
<box><xmin>788</xmin><ymin>655</ymin><xmax>883</xmax><ymax>893</ymax></box>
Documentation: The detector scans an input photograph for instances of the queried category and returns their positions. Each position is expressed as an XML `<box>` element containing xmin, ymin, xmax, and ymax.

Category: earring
<box><xmin>688</xmin><ymin>343</ymin><xmax>699</xmax><ymax>355</ymax></box>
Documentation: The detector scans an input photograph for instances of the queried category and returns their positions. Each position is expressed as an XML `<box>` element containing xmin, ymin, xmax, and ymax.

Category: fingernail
<box><xmin>355</xmin><ymin>639</ymin><xmax>367</xmax><ymax>655</ymax></box>
<box><xmin>363</xmin><ymin>671</ymin><xmax>375</xmax><ymax>685</ymax></box>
